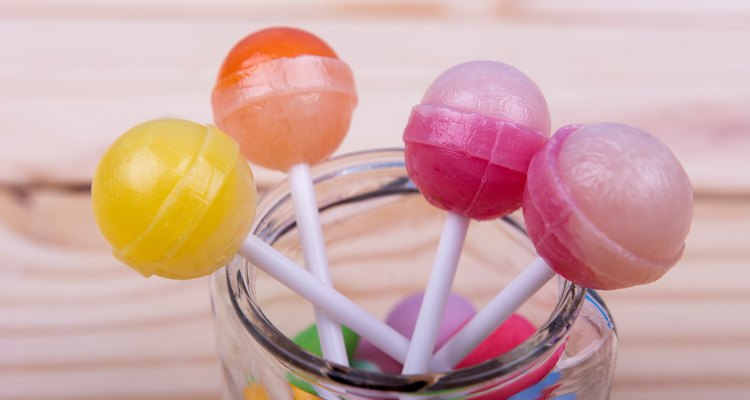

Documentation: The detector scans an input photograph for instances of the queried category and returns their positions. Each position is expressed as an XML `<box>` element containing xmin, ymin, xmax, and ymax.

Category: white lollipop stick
<box><xmin>430</xmin><ymin>257</ymin><xmax>556</xmax><ymax>369</ymax></box>
<box><xmin>239</xmin><ymin>234</ymin><xmax>448</xmax><ymax>371</ymax></box>
<box><xmin>289</xmin><ymin>163</ymin><xmax>348</xmax><ymax>365</ymax></box>
<box><xmin>401</xmin><ymin>212</ymin><xmax>470</xmax><ymax>374</ymax></box>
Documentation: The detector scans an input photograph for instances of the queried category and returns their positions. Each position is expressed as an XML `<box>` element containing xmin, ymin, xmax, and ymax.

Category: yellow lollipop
<box><xmin>92</xmin><ymin>119</ymin><xmax>256</xmax><ymax>279</ymax></box>
<box><xmin>91</xmin><ymin>118</ymin><xmax>444</xmax><ymax>371</ymax></box>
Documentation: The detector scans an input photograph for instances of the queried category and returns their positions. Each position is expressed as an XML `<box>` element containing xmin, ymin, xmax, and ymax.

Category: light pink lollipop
<box><xmin>401</xmin><ymin>61</ymin><xmax>551</xmax><ymax>374</ymax></box>
<box><xmin>430</xmin><ymin>122</ymin><xmax>693</xmax><ymax>369</ymax></box>
<box><xmin>523</xmin><ymin>122</ymin><xmax>693</xmax><ymax>289</ymax></box>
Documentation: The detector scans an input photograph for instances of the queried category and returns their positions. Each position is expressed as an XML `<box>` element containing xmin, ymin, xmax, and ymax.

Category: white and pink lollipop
<box><xmin>401</xmin><ymin>61</ymin><xmax>551</xmax><ymax>373</ymax></box>
<box><xmin>524</xmin><ymin>122</ymin><xmax>694</xmax><ymax>289</ymax></box>
<box><xmin>431</xmin><ymin>122</ymin><xmax>694</xmax><ymax>368</ymax></box>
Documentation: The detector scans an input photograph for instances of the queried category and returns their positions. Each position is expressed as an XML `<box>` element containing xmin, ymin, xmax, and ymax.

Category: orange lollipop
<box><xmin>211</xmin><ymin>27</ymin><xmax>357</xmax><ymax>171</ymax></box>
<box><xmin>212</xmin><ymin>27</ymin><xmax>358</xmax><ymax>367</ymax></box>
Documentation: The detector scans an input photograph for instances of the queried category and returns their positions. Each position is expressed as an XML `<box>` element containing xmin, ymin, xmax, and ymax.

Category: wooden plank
<box><xmin>1</xmin><ymin>192</ymin><xmax>748</xmax><ymax>399</ymax></box>
<box><xmin>0</xmin><ymin>218</ymin><xmax>221</xmax><ymax>399</ymax></box>
<box><xmin>0</xmin><ymin>365</ymin><xmax>220</xmax><ymax>400</ymax></box>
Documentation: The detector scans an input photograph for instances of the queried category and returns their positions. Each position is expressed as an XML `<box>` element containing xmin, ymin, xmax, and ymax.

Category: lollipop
<box><xmin>355</xmin><ymin>291</ymin><xmax>476</xmax><ymax>374</ymax></box>
<box><xmin>92</xmin><ymin>119</ymin><xmax>256</xmax><ymax>279</ymax></box>
<box><xmin>293</xmin><ymin>324</ymin><xmax>360</xmax><ymax>360</ymax></box>
<box><xmin>404</xmin><ymin>61</ymin><xmax>550</xmax><ymax>220</ymax></box>
<box><xmin>455</xmin><ymin>314</ymin><xmax>563</xmax><ymax>400</ymax></box>
<box><xmin>211</xmin><ymin>27</ymin><xmax>356</xmax><ymax>171</ymax></box>
<box><xmin>431</xmin><ymin>122</ymin><xmax>693</xmax><ymax>368</ymax></box>
<box><xmin>401</xmin><ymin>61</ymin><xmax>551</xmax><ymax>373</ymax></box>
<box><xmin>291</xmin><ymin>324</ymin><xmax>361</xmax><ymax>398</ymax></box>
<box><xmin>212</xmin><ymin>27</ymin><xmax>358</xmax><ymax>365</ymax></box>
<box><xmin>92</xmin><ymin>119</ymin><xmax>442</xmax><ymax>370</ymax></box>
<box><xmin>524</xmin><ymin>122</ymin><xmax>693</xmax><ymax>289</ymax></box>
<box><xmin>243</xmin><ymin>383</ymin><xmax>321</xmax><ymax>400</ymax></box>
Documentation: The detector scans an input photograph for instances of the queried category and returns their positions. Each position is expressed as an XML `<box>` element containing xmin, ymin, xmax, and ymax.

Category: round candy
<box><xmin>291</xmin><ymin>386</ymin><xmax>322</xmax><ymax>400</ymax></box>
<box><xmin>456</xmin><ymin>314</ymin><xmax>563</xmax><ymax>399</ymax></box>
<box><xmin>403</xmin><ymin>61</ymin><xmax>550</xmax><ymax>220</ymax></box>
<box><xmin>290</xmin><ymin>324</ymin><xmax>361</xmax><ymax>397</ymax></box>
<box><xmin>523</xmin><ymin>122</ymin><xmax>694</xmax><ymax>289</ymax></box>
<box><xmin>456</xmin><ymin>314</ymin><xmax>536</xmax><ymax>369</ymax></box>
<box><xmin>212</xmin><ymin>27</ymin><xmax>358</xmax><ymax>171</ymax></box>
<box><xmin>292</xmin><ymin>323</ymin><xmax>361</xmax><ymax>360</ymax></box>
<box><xmin>350</xmin><ymin>359</ymin><xmax>381</xmax><ymax>372</ymax></box>
<box><xmin>243</xmin><ymin>383</ymin><xmax>323</xmax><ymax>400</ymax></box>
<box><xmin>243</xmin><ymin>383</ymin><xmax>270</xmax><ymax>400</ymax></box>
<box><xmin>92</xmin><ymin>119</ymin><xmax>257</xmax><ymax>279</ymax></box>
<box><xmin>354</xmin><ymin>292</ymin><xmax>476</xmax><ymax>374</ymax></box>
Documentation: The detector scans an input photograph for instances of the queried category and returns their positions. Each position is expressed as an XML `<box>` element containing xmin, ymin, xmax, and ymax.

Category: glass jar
<box><xmin>210</xmin><ymin>149</ymin><xmax>618</xmax><ymax>399</ymax></box>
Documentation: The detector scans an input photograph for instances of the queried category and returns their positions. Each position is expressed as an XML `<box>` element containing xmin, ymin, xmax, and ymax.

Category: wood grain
<box><xmin>2</xmin><ymin>0</ymin><xmax>750</xmax><ymax>193</ymax></box>
<box><xmin>3</xmin><ymin>194</ymin><xmax>748</xmax><ymax>400</ymax></box>
<box><xmin>1</xmin><ymin>1</ymin><xmax>749</xmax><ymax>399</ymax></box>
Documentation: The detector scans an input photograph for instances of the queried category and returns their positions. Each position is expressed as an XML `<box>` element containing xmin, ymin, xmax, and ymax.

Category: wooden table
<box><xmin>2</xmin><ymin>1</ymin><xmax>749</xmax><ymax>399</ymax></box>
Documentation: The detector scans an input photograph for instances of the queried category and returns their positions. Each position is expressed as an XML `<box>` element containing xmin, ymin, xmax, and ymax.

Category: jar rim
<box><xmin>224</xmin><ymin>148</ymin><xmax>588</xmax><ymax>394</ymax></box>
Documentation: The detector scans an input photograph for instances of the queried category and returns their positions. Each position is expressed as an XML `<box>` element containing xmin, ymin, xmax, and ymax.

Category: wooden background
<box><xmin>2</xmin><ymin>1</ymin><xmax>749</xmax><ymax>399</ymax></box>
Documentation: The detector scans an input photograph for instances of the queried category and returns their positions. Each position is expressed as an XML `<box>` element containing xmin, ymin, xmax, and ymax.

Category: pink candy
<box><xmin>403</xmin><ymin>61</ymin><xmax>551</xmax><ymax>219</ymax></box>
<box><xmin>523</xmin><ymin>123</ymin><xmax>694</xmax><ymax>289</ymax></box>
<box><xmin>456</xmin><ymin>314</ymin><xmax>536</xmax><ymax>369</ymax></box>
<box><xmin>355</xmin><ymin>292</ymin><xmax>476</xmax><ymax>373</ymax></box>
<box><xmin>456</xmin><ymin>314</ymin><xmax>563</xmax><ymax>399</ymax></box>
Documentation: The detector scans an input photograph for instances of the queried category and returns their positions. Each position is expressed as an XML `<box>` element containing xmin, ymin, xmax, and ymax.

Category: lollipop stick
<box><xmin>239</xmin><ymin>235</ymin><xmax>448</xmax><ymax>371</ymax></box>
<box><xmin>402</xmin><ymin>212</ymin><xmax>470</xmax><ymax>374</ymax></box>
<box><xmin>430</xmin><ymin>257</ymin><xmax>556</xmax><ymax>369</ymax></box>
<box><xmin>289</xmin><ymin>163</ymin><xmax>349</xmax><ymax>365</ymax></box>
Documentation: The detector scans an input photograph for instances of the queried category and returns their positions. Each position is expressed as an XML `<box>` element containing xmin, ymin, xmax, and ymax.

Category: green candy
<box><xmin>289</xmin><ymin>324</ymin><xmax>362</xmax><ymax>397</ymax></box>
<box><xmin>292</xmin><ymin>323</ymin><xmax>361</xmax><ymax>359</ymax></box>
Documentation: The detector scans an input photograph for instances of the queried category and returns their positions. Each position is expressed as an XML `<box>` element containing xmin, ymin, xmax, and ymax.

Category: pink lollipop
<box><xmin>524</xmin><ymin>122</ymin><xmax>693</xmax><ymax>289</ymax></box>
<box><xmin>431</xmin><ymin>122</ymin><xmax>693</xmax><ymax>368</ymax></box>
<box><xmin>456</xmin><ymin>314</ymin><xmax>564</xmax><ymax>400</ymax></box>
<box><xmin>401</xmin><ymin>61</ymin><xmax>551</xmax><ymax>374</ymax></box>
<box><xmin>404</xmin><ymin>61</ymin><xmax>550</xmax><ymax>220</ymax></box>
<box><xmin>355</xmin><ymin>292</ymin><xmax>476</xmax><ymax>373</ymax></box>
